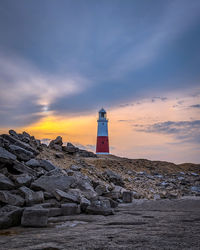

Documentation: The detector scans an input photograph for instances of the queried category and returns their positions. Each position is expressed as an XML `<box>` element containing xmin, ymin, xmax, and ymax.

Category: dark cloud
<box><xmin>134</xmin><ymin>120</ymin><xmax>200</xmax><ymax>144</ymax></box>
<box><xmin>190</xmin><ymin>104</ymin><xmax>200</xmax><ymax>108</ymax></box>
<box><xmin>0</xmin><ymin>0</ymin><xmax>200</xmax><ymax>124</ymax></box>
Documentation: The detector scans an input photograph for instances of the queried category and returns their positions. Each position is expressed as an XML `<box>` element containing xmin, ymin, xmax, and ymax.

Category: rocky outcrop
<box><xmin>0</xmin><ymin>129</ymin><xmax>199</xmax><ymax>230</ymax></box>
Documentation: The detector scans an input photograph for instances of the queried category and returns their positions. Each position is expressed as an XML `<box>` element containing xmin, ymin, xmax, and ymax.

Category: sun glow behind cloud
<box><xmin>6</xmin><ymin>89</ymin><xmax>197</xmax><ymax>164</ymax></box>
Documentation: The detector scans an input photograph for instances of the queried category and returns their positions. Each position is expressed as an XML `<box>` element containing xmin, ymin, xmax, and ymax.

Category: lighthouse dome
<box><xmin>99</xmin><ymin>108</ymin><xmax>106</xmax><ymax>114</ymax></box>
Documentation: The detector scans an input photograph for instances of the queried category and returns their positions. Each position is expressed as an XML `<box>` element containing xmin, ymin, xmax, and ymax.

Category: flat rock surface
<box><xmin>0</xmin><ymin>198</ymin><xmax>200</xmax><ymax>250</ymax></box>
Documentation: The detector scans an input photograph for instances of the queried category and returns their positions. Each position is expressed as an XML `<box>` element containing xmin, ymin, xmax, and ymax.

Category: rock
<box><xmin>61</xmin><ymin>203</ymin><xmax>80</xmax><ymax>216</ymax></box>
<box><xmin>53</xmin><ymin>189</ymin><xmax>79</xmax><ymax>203</ymax></box>
<box><xmin>103</xmin><ymin>170</ymin><xmax>124</xmax><ymax>186</ymax></box>
<box><xmin>0</xmin><ymin>191</ymin><xmax>24</xmax><ymax>206</ymax></box>
<box><xmin>9</xmin><ymin>130</ymin><xmax>19</xmax><ymax>139</ymax></box>
<box><xmin>78</xmin><ymin>150</ymin><xmax>96</xmax><ymax>158</ymax></box>
<box><xmin>8</xmin><ymin>145</ymin><xmax>34</xmax><ymax>161</ymax></box>
<box><xmin>40</xmin><ymin>160</ymin><xmax>57</xmax><ymax>172</ymax></box>
<box><xmin>49</xmin><ymin>136</ymin><xmax>63</xmax><ymax>151</ymax></box>
<box><xmin>26</xmin><ymin>159</ymin><xmax>57</xmax><ymax>172</ymax></box>
<box><xmin>55</xmin><ymin>152</ymin><xmax>64</xmax><ymax>159</ymax></box>
<box><xmin>19</xmin><ymin>186</ymin><xmax>44</xmax><ymax>205</ymax></box>
<box><xmin>45</xmin><ymin>168</ymin><xmax>63</xmax><ymax>176</ymax></box>
<box><xmin>191</xmin><ymin>172</ymin><xmax>199</xmax><ymax>177</ymax></box>
<box><xmin>1</xmin><ymin>134</ymin><xmax>39</xmax><ymax>155</ymax></box>
<box><xmin>15</xmin><ymin>174</ymin><xmax>32</xmax><ymax>187</ymax></box>
<box><xmin>122</xmin><ymin>191</ymin><xmax>133</xmax><ymax>203</ymax></box>
<box><xmin>31</xmin><ymin>175</ymin><xmax>75</xmax><ymax>193</ymax></box>
<box><xmin>80</xmin><ymin>197</ymin><xmax>91</xmax><ymax>212</ymax></box>
<box><xmin>21</xmin><ymin>207</ymin><xmax>49</xmax><ymax>227</ymax></box>
<box><xmin>0</xmin><ymin>205</ymin><xmax>23</xmax><ymax>229</ymax></box>
<box><xmin>48</xmin><ymin>207</ymin><xmax>62</xmax><ymax>217</ymax></box>
<box><xmin>44</xmin><ymin>192</ymin><xmax>54</xmax><ymax>199</ymax></box>
<box><xmin>191</xmin><ymin>186</ymin><xmax>200</xmax><ymax>193</ymax></box>
<box><xmin>95</xmin><ymin>184</ymin><xmax>109</xmax><ymax>196</ymax></box>
<box><xmin>0</xmin><ymin>146</ymin><xmax>17</xmax><ymax>165</ymax></box>
<box><xmin>0</xmin><ymin>173</ymin><xmax>15</xmax><ymax>190</ymax></box>
<box><xmin>9</xmin><ymin>161</ymin><xmax>37</xmax><ymax>177</ymax></box>
<box><xmin>86</xmin><ymin>205</ymin><xmax>114</xmax><ymax>216</ymax></box>
<box><xmin>70</xmin><ymin>165</ymin><xmax>82</xmax><ymax>171</ymax></box>
<box><xmin>62</xmin><ymin>143</ymin><xmax>78</xmax><ymax>154</ymax></box>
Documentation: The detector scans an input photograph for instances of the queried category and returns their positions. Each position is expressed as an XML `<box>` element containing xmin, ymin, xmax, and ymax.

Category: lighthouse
<box><xmin>96</xmin><ymin>108</ymin><xmax>109</xmax><ymax>154</ymax></box>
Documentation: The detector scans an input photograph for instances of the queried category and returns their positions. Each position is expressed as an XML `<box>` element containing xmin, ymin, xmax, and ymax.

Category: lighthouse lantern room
<box><xmin>96</xmin><ymin>108</ymin><xmax>109</xmax><ymax>154</ymax></box>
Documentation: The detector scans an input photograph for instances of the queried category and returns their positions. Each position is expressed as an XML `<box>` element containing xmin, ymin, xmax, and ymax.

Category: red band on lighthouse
<box><xmin>96</xmin><ymin>108</ymin><xmax>109</xmax><ymax>154</ymax></box>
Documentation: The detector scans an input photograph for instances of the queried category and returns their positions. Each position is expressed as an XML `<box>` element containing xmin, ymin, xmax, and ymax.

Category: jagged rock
<box><xmin>95</xmin><ymin>184</ymin><xmax>109</xmax><ymax>196</ymax></box>
<box><xmin>15</xmin><ymin>174</ymin><xmax>32</xmax><ymax>187</ymax></box>
<box><xmin>53</xmin><ymin>189</ymin><xmax>79</xmax><ymax>203</ymax></box>
<box><xmin>49</xmin><ymin>136</ymin><xmax>63</xmax><ymax>151</ymax></box>
<box><xmin>26</xmin><ymin>159</ymin><xmax>57</xmax><ymax>172</ymax></box>
<box><xmin>78</xmin><ymin>149</ymin><xmax>96</xmax><ymax>158</ymax></box>
<box><xmin>80</xmin><ymin>197</ymin><xmax>91</xmax><ymax>212</ymax></box>
<box><xmin>1</xmin><ymin>134</ymin><xmax>39</xmax><ymax>155</ymax></box>
<box><xmin>70</xmin><ymin>165</ymin><xmax>82</xmax><ymax>171</ymax></box>
<box><xmin>61</xmin><ymin>203</ymin><xmax>80</xmax><ymax>215</ymax></box>
<box><xmin>8</xmin><ymin>161</ymin><xmax>38</xmax><ymax>177</ymax></box>
<box><xmin>62</xmin><ymin>143</ymin><xmax>78</xmax><ymax>154</ymax></box>
<box><xmin>0</xmin><ymin>146</ymin><xmax>17</xmax><ymax>165</ymax></box>
<box><xmin>103</xmin><ymin>170</ymin><xmax>124</xmax><ymax>186</ymax></box>
<box><xmin>0</xmin><ymin>205</ymin><xmax>23</xmax><ymax>229</ymax></box>
<box><xmin>8</xmin><ymin>145</ymin><xmax>34</xmax><ymax>161</ymax></box>
<box><xmin>9</xmin><ymin>130</ymin><xmax>19</xmax><ymax>139</ymax></box>
<box><xmin>19</xmin><ymin>186</ymin><xmax>44</xmax><ymax>205</ymax></box>
<box><xmin>122</xmin><ymin>191</ymin><xmax>133</xmax><ymax>203</ymax></box>
<box><xmin>0</xmin><ymin>190</ymin><xmax>24</xmax><ymax>206</ymax></box>
<box><xmin>31</xmin><ymin>175</ymin><xmax>75</xmax><ymax>193</ymax></box>
<box><xmin>55</xmin><ymin>152</ymin><xmax>64</xmax><ymax>159</ymax></box>
<box><xmin>45</xmin><ymin>168</ymin><xmax>64</xmax><ymax>176</ymax></box>
<box><xmin>21</xmin><ymin>207</ymin><xmax>49</xmax><ymax>227</ymax></box>
<box><xmin>0</xmin><ymin>173</ymin><xmax>15</xmax><ymax>190</ymax></box>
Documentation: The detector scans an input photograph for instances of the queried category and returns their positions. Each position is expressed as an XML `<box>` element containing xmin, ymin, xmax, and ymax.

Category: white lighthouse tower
<box><xmin>96</xmin><ymin>108</ymin><xmax>109</xmax><ymax>154</ymax></box>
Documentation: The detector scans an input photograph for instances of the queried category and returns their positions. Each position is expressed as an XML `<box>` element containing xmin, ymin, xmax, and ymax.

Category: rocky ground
<box><xmin>0</xmin><ymin>198</ymin><xmax>200</xmax><ymax>250</ymax></box>
<box><xmin>0</xmin><ymin>130</ymin><xmax>200</xmax><ymax>249</ymax></box>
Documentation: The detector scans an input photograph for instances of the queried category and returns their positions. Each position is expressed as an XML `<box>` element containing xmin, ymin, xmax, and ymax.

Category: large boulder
<box><xmin>21</xmin><ymin>207</ymin><xmax>49</xmax><ymax>227</ymax></box>
<box><xmin>0</xmin><ymin>173</ymin><xmax>15</xmax><ymax>190</ymax></box>
<box><xmin>53</xmin><ymin>189</ymin><xmax>79</xmax><ymax>203</ymax></box>
<box><xmin>19</xmin><ymin>186</ymin><xmax>44</xmax><ymax>205</ymax></box>
<box><xmin>31</xmin><ymin>175</ymin><xmax>75</xmax><ymax>194</ymax></box>
<box><xmin>8</xmin><ymin>145</ymin><xmax>34</xmax><ymax>161</ymax></box>
<box><xmin>0</xmin><ymin>205</ymin><xmax>23</xmax><ymax>229</ymax></box>
<box><xmin>26</xmin><ymin>159</ymin><xmax>57</xmax><ymax>172</ymax></box>
<box><xmin>0</xmin><ymin>190</ymin><xmax>24</xmax><ymax>206</ymax></box>
<box><xmin>0</xmin><ymin>146</ymin><xmax>17</xmax><ymax>165</ymax></box>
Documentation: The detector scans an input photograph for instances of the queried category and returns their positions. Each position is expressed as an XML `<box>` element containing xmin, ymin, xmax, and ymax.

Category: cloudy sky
<box><xmin>0</xmin><ymin>0</ymin><xmax>200</xmax><ymax>163</ymax></box>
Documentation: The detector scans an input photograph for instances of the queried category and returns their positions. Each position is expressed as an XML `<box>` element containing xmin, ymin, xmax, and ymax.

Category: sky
<box><xmin>0</xmin><ymin>0</ymin><xmax>200</xmax><ymax>163</ymax></box>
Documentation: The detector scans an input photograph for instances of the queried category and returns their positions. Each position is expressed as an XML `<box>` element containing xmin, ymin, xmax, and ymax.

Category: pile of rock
<box><xmin>0</xmin><ymin>130</ymin><xmax>129</xmax><ymax>229</ymax></box>
<box><xmin>50</xmin><ymin>137</ymin><xmax>96</xmax><ymax>157</ymax></box>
